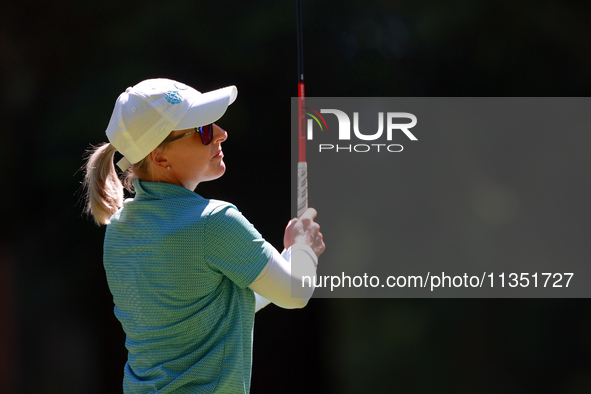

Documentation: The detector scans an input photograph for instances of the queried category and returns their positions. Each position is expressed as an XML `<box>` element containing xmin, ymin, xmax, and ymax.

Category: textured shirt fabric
<box><xmin>103</xmin><ymin>179</ymin><xmax>272</xmax><ymax>394</ymax></box>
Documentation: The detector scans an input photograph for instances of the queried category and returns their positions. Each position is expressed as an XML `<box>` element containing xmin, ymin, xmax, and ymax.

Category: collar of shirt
<box><xmin>132</xmin><ymin>178</ymin><xmax>203</xmax><ymax>202</ymax></box>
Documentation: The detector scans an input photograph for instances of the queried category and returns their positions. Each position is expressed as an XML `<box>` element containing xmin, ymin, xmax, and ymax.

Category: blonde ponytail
<box><xmin>83</xmin><ymin>143</ymin><xmax>124</xmax><ymax>226</ymax></box>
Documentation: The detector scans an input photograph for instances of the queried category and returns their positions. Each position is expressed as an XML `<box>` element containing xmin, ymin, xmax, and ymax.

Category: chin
<box><xmin>216</xmin><ymin>162</ymin><xmax>226</xmax><ymax>177</ymax></box>
<box><xmin>207</xmin><ymin>165</ymin><xmax>226</xmax><ymax>182</ymax></box>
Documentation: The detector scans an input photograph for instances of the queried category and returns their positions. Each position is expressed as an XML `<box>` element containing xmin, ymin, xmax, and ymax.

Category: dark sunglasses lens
<box><xmin>200</xmin><ymin>124</ymin><xmax>213</xmax><ymax>145</ymax></box>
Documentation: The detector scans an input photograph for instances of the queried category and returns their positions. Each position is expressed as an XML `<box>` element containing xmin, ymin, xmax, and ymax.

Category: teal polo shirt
<box><xmin>103</xmin><ymin>179</ymin><xmax>272</xmax><ymax>394</ymax></box>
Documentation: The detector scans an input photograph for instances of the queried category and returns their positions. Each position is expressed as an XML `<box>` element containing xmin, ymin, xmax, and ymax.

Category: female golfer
<box><xmin>83</xmin><ymin>78</ymin><xmax>324</xmax><ymax>394</ymax></box>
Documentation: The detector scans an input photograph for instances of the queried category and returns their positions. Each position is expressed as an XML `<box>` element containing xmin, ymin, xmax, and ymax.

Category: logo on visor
<box><xmin>165</xmin><ymin>91</ymin><xmax>182</xmax><ymax>104</ymax></box>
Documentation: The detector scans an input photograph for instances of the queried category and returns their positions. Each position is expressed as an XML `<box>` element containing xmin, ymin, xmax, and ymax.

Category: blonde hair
<box><xmin>82</xmin><ymin>138</ymin><xmax>172</xmax><ymax>225</ymax></box>
<box><xmin>82</xmin><ymin>143</ymin><xmax>149</xmax><ymax>226</ymax></box>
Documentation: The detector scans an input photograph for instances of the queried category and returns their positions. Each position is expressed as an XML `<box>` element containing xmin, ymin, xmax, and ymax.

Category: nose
<box><xmin>212</xmin><ymin>124</ymin><xmax>227</xmax><ymax>144</ymax></box>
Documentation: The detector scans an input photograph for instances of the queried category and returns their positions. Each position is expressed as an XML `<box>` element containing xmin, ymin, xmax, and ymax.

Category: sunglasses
<box><xmin>167</xmin><ymin>124</ymin><xmax>214</xmax><ymax>145</ymax></box>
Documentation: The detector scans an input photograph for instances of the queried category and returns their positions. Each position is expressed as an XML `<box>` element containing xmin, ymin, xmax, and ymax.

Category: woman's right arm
<box><xmin>249</xmin><ymin>208</ymin><xmax>325</xmax><ymax>309</ymax></box>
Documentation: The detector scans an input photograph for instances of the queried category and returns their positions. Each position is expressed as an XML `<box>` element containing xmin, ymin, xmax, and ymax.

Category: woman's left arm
<box><xmin>254</xmin><ymin>248</ymin><xmax>291</xmax><ymax>312</ymax></box>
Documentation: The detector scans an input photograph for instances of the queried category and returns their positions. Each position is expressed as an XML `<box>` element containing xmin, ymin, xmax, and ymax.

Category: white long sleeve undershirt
<box><xmin>250</xmin><ymin>243</ymin><xmax>318</xmax><ymax>312</ymax></box>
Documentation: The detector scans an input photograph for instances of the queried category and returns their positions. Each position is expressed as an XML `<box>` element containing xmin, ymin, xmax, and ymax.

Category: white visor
<box><xmin>104</xmin><ymin>78</ymin><xmax>237</xmax><ymax>171</ymax></box>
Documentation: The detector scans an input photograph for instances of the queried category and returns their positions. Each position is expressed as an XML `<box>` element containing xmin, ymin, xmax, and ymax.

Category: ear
<box><xmin>149</xmin><ymin>146</ymin><xmax>170</xmax><ymax>170</ymax></box>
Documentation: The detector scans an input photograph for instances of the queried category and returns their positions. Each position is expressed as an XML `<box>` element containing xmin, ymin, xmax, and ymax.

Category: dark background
<box><xmin>1</xmin><ymin>0</ymin><xmax>590</xmax><ymax>393</ymax></box>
